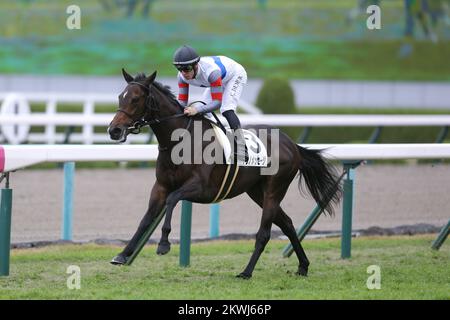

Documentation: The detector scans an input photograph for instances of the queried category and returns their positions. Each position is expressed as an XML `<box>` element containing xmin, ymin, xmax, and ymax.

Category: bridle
<box><xmin>116</xmin><ymin>81</ymin><xmax>189</xmax><ymax>135</ymax></box>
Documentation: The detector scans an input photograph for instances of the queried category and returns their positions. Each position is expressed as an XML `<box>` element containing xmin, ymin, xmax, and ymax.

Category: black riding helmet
<box><xmin>173</xmin><ymin>45</ymin><xmax>200</xmax><ymax>66</ymax></box>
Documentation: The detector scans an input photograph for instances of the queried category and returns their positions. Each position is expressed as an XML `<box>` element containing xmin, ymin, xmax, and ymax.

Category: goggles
<box><xmin>174</xmin><ymin>64</ymin><xmax>194</xmax><ymax>72</ymax></box>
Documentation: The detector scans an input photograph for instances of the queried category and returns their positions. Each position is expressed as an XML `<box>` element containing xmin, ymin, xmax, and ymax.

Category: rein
<box><xmin>128</xmin><ymin>113</ymin><xmax>188</xmax><ymax>134</ymax></box>
<box><xmin>187</xmin><ymin>101</ymin><xmax>227</xmax><ymax>133</ymax></box>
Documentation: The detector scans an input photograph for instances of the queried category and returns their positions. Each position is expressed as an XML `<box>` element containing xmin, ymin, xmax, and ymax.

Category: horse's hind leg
<box><xmin>246</xmin><ymin>186</ymin><xmax>309</xmax><ymax>276</ymax></box>
<box><xmin>237</xmin><ymin>197</ymin><xmax>278</xmax><ymax>279</ymax></box>
<box><xmin>273</xmin><ymin>211</ymin><xmax>309</xmax><ymax>276</ymax></box>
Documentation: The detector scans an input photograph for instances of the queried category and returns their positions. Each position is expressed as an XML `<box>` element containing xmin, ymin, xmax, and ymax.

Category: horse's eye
<box><xmin>131</xmin><ymin>97</ymin><xmax>139</xmax><ymax>103</ymax></box>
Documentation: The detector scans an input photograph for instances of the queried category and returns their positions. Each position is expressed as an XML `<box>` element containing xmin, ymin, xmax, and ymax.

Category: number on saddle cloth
<box><xmin>210</xmin><ymin>125</ymin><xmax>268</xmax><ymax>167</ymax></box>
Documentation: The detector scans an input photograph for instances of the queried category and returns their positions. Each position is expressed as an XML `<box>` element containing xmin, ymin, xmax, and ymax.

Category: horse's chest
<box><xmin>156</xmin><ymin>166</ymin><xmax>188</xmax><ymax>190</ymax></box>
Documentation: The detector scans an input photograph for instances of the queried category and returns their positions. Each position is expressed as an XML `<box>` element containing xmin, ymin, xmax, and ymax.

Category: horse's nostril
<box><xmin>109</xmin><ymin>127</ymin><xmax>123</xmax><ymax>138</ymax></box>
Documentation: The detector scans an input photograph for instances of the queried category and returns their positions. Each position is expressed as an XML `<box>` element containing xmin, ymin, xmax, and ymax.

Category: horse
<box><xmin>107</xmin><ymin>68</ymin><xmax>342</xmax><ymax>279</ymax></box>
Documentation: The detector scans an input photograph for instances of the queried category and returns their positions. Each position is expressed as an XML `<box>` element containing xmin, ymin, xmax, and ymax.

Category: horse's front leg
<box><xmin>157</xmin><ymin>179</ymin><xmax>200</xmax><ymax>255</ymax></box>
<box><xmin>111</xmin><ymin>182</ymin><xmax>168</xmax><ymax>265</ymax></box>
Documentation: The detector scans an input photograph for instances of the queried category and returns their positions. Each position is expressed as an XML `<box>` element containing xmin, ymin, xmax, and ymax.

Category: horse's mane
<box><xmin>134</xmin><ymin>72</ymin><xmax>180</xmax><ymax>107</ymax></box>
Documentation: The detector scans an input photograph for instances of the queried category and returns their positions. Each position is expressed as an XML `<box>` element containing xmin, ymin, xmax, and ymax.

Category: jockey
<box><xmin>173</xmin><ymin>45</ymin><xmax>248</xmax><ymax>161</ymax></box>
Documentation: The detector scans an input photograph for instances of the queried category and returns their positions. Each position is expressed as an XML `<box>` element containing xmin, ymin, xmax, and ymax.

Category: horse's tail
<box><xmin>297</xmin><ymin>145</ymin><xmax>343</xmax><ymax>216</ymax></box>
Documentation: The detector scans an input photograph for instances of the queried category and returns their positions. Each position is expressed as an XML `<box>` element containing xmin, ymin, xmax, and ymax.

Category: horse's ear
<box><xmin>122</xmin><ymin>68</ymin><xmax>134</xmax><ymax>83</ymax></box>
<box><xmin>144</xmin><ymin>71</ymin><xmax>157</xmax><ymax>87</ymax></box>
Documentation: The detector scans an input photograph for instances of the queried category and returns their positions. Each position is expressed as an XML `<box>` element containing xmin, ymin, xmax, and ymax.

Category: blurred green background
<box><xmin>1</xmin><ymin>0</ymin><xmax>449</xmax><ymax>80</ymax></box>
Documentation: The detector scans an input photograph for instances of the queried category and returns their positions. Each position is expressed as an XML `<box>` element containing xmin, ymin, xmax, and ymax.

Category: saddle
<box><xmin>210</xmin><ymin>122</ymin><xmax>268</xmax><ymax>167</ymax></box>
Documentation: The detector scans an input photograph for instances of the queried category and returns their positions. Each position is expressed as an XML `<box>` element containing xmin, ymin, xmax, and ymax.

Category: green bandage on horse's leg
<box><xmin>125</xmin><ymin>206</ymin><xmax>167</xmax><ymax>265</ymax></box>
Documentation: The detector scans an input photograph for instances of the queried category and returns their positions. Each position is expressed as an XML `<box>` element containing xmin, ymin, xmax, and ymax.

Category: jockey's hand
<box><xmin>184</xmin><ymin>106</ymin><xmax>198</xmax><ymax>116</ymax></box>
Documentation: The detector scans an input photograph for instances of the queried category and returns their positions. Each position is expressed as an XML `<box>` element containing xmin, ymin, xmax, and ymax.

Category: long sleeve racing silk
<box><xmin>177</xmin><ymin>56</ymin><xmax>241</xmax><ymax>113</ymax></box>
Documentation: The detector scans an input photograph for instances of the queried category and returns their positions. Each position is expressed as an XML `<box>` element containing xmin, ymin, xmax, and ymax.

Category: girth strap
<box><xmin>211</xmin><ymin>164</ymin><xmax>240</xmax><ymax>203</ymax></box>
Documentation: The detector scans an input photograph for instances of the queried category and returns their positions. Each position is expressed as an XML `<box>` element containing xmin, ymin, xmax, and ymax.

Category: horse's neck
<box><xmin>151</xmin><ymin>115</ymin><xmax>211</xmax><ymax>152</ymax></box>
<box><xmin>151</xmin><ymin>120</ymin><xmax>180</xmax><ymax>148</ymax></box>
<box><xmin>150</xmin><ymin>96</ymin><xmax>188</xmax><ymax>149</ymax></box>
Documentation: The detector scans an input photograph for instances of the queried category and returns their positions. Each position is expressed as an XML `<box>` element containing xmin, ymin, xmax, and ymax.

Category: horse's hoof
<box><xmin>297</xmin><ymin>265</ymin><xmax>308</xmax><ymax>277</ymax></box>
<box><xmin>236</xmin><ymin>272</ymin><xmax>252</xmax><ymax>280</ymax></box>
<box><xmin>156</xmin><ymin>242</ymin><xmax>171</xmax><ymax>255</ymax></box>
<box><xmin>110</xmin><ymin>254</ymin><xmax>127</xmax><ymax>265</ymax></box>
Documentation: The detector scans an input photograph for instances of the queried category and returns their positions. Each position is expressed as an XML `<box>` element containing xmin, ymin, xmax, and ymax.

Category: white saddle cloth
<box><xmin>211</xmin><ymin>125</ymin><xmax>268</xmax><ymax>167</ymax></box>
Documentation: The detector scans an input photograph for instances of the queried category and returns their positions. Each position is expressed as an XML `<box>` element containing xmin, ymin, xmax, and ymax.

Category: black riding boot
<box><xmin>222</xmin><ymin>110</ymin><xmax>247</xmax><ymax>163</ymax></box>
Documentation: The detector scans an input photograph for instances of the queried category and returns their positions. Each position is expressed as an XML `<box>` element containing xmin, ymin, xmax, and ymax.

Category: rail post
<box><xmin>431</xmin><ymin>220</ymin><xmax>450</xmax><ymax>250</ymax></box>
<box><xmin>62</xmin><ymin>162</ymin><xmax>75</xmax><ymax>241</ymax></box>
<box><xmin>0</xmin><ymin>173</ymin><xmax>12</xmax><ymax>276</ymax></box>
<box><xmin>341</xmin><ymin>161</ymin><xmax>360</xmax><ymax>259</ymax></box>
<box><xmin>209</xmin><ymin>203</ymin><xmax>220</xmax><ymax>238</ymax></box>
<box><xmin>180</xmin><ymin>201</ymin><xmax>192</xmax><ymax>267</ymax></box>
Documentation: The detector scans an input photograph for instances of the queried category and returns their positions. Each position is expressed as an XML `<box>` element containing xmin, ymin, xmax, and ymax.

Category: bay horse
<box><xmin>107</xmin><ymin>69</ymin><xmax>342</xmax><ymax>278</ymax></box>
